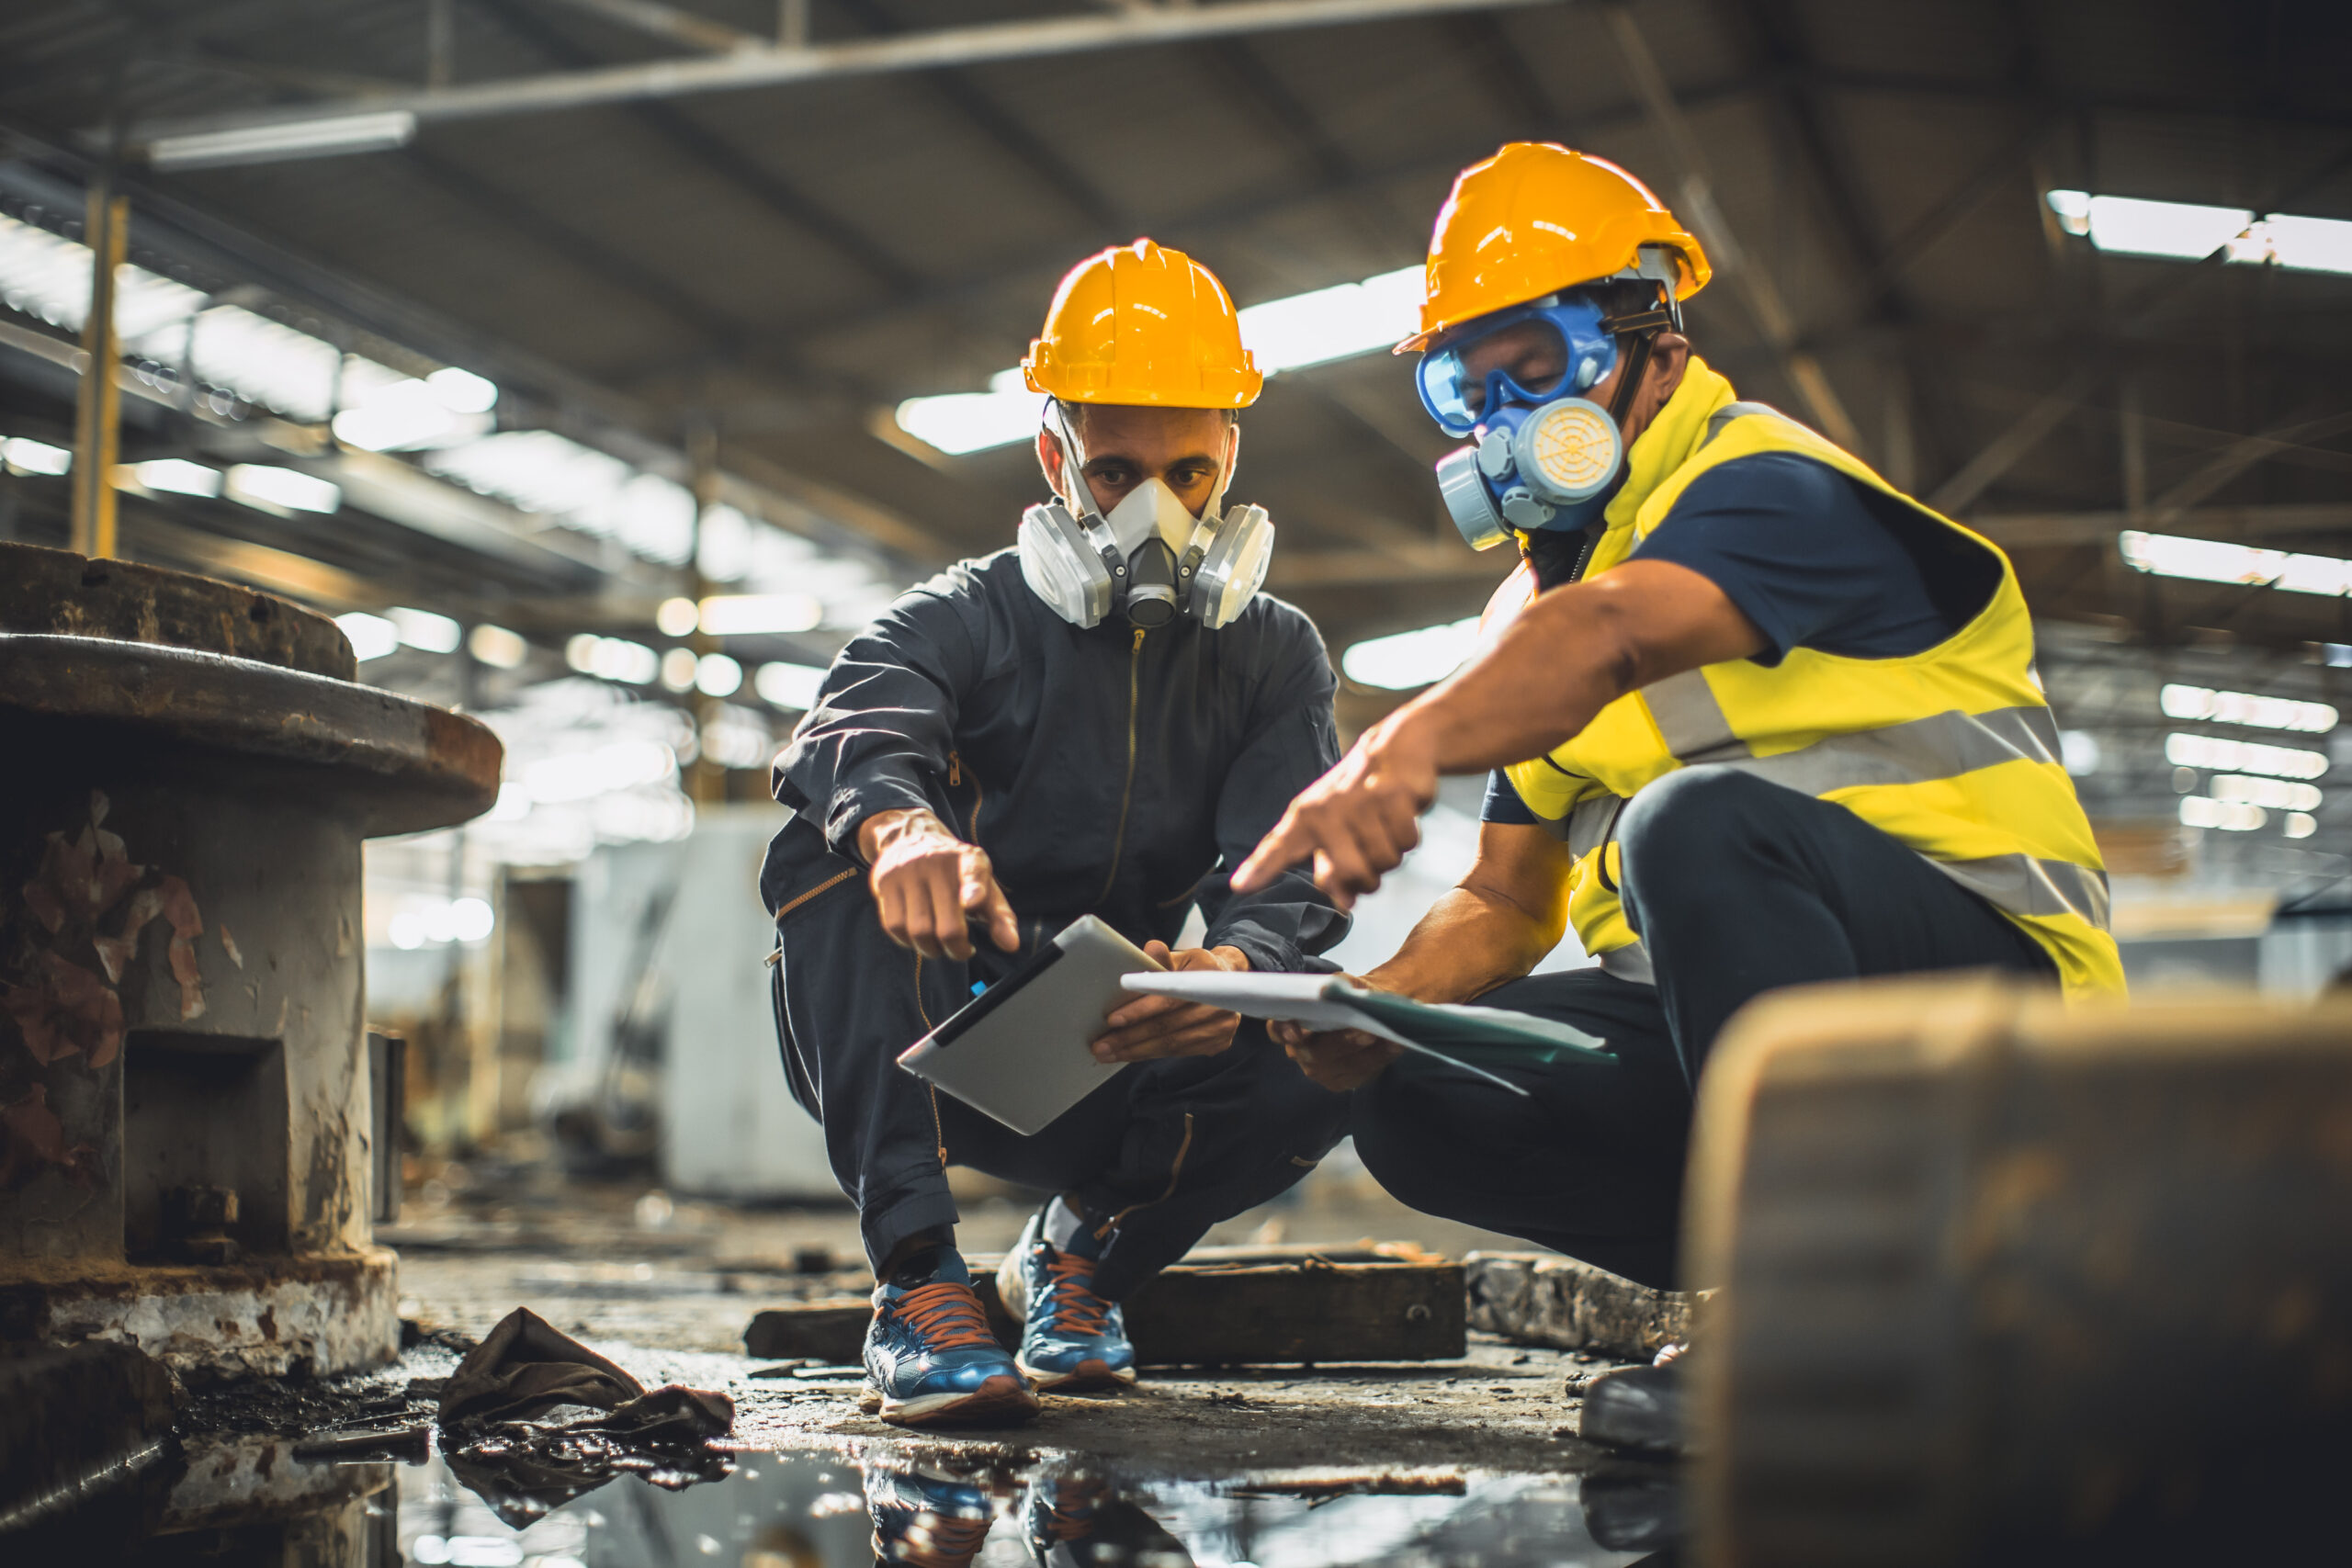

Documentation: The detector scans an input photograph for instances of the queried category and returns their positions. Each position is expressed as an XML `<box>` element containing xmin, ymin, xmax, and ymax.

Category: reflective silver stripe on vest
<box><xmin>1932</xmin><ymin>853</ymin><xmax>2111</xmax><ymax>930</ymax></box>
<box><xmin>1600</xmin><ymin>942</ymin><xmax>1656</xmax><ymax>985</ymax></box>
<box><xmin>1715</xmin><ymin>704</ymin><xmax>2062</xmax><ymax>795</ymax></box>
<box><xmin>1645</xmin><ymin>670</ymin><xmax>1748</xmax><ymax>762</ymax></box>
<box><xmin>1637</xmin><ymin>698</ymin><xmax>2105</xmax><ymax>930</ymax></box>
<box><xmin>1700</xmin><ymin>400</ymin><xmax>1787</xmax><ymax>449</ymax></box>
<box><xmin>1566</xmin><ymin>793</ymin><xmax>1623</xmax><ymax>857</ymax></box>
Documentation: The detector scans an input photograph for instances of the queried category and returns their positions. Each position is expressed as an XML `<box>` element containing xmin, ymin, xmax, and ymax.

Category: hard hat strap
<box><xmin>1044</xmin><ymin>400</ymin><xmax>1134</xmax><ymax>597</ymax></box>
<box><xmin>1202</xmin><ymin>419</ymin><xmax>1238</xmax><ymax>524</ymax></box>
<box><xmin>1605</xmin><ymin>327</ymin><xmax>1656</xmax><ymax>432</ymax></box>
<box><xmin>1045</xmin><ymin>399</ymin><xmax>1098</xmax><ymax>519</ymax></box>
<box><xmin>1598</xmin><ymin>306</ymin><xmax>1674</xmax><ymax>337</ymax></box>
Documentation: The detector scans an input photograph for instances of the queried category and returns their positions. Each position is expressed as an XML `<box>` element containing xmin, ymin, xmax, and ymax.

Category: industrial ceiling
<box><xmin>3</xmin><ymin>0</ymin><xmax>2349</xmax><ymax>884</ymax></box>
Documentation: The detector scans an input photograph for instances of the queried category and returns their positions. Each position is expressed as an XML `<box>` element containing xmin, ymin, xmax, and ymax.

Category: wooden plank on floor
<box><xmin>741</xmin><ymin>1245</ymin><xmax>1466</xmax><ymax>1366</ymax></box>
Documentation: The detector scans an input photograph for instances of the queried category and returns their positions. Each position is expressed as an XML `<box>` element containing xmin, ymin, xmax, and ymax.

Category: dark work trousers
<box><xmin>1352</xmin><ymin>766</ymin><xmax>2059</xmax><ymax>1289</ymax></box>
<box><xmin>772</xmin><ymin>876</ymin><xmax>1350</xmax><ymax>1300</ymax></box>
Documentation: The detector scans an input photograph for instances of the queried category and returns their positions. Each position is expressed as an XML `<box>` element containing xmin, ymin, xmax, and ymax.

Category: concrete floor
<box><xmin>370</xmin><ymin>1156</ymin><xmax>1634</xmax><ymax>1476</ymax></box>
<box><xmin>129</xmin><ymin>1157</ymin><xmax>1668</xmax><ymax>1565</ymax></box>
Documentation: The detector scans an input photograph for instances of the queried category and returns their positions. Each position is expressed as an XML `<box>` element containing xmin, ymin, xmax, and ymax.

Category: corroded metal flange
<box><xmin>0</xmin><ymin>542</ymin><xmax>499</xmax><ymax>836</ymax></box>
<box><xmin>1</xmin><ymin>545</ymin><xmax>502</xmax><ymax>1380</ymax></box>
<box><xmin>0</xmin><ymin>540</ymin><xmax>354</xmax><ymax>678</ymax></box>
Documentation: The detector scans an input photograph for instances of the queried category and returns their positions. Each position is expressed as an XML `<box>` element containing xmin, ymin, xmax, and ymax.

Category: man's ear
<box><xmin>1221</xmin><ymin>420</ymin><xmax>1242</xmax><ymax>489</ymax></box>
<box><xmin>1640</xmin><ymin>333</ymin><xmax>1691</xmax><ymax>425</ymax></box>
<box><xmin>1035</xmin><ymin>428</ymin><xmax>1071</xmax><ymax>505</ymax></box>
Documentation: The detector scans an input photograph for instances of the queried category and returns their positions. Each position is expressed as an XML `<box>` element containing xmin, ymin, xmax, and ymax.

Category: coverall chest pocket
<box><xmin>772</xmin><ymin>854</ymin><xmax>862</xmax><ymax>928</ymax></box>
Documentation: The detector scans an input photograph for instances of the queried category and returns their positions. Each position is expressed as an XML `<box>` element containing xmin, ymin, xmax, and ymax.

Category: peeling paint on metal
<box><xmin>31</xmin><ymin>1252</ymin><xmax>400</xmax><ymax>1381</ymax></box>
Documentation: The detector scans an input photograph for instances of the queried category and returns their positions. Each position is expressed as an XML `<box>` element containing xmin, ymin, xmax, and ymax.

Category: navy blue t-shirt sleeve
<box><xmin>1629</xmin><ymin>452</ymin><xmax>1974</xmax><ymax>666</ymax></box>
<box><xmin>1480</xmin><ymin>769</ymin><xmax>1540</xmax><ymax>826</ymax></box>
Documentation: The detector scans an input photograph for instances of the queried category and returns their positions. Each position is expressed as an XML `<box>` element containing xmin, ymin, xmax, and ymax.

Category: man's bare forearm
<box><xmin>1380</xmin><ymin>562</ymin><xmax>1770</xmax><ymax>779</ymax></box>
<box><xmin>1363</xmin><ymin>883</ymin><xmax>1564</xmax><ymax>1005</ymax></box>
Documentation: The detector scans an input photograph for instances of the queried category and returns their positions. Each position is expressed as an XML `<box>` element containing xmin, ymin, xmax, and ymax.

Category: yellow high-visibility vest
<box><xmin>1499</xmin><ymin>359</ymin><xmax>2125</xmax><ymax>998</ymax></box>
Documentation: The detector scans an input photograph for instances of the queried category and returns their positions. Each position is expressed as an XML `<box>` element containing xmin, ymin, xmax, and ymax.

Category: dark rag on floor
<box><xmin>436</xmin><ymin>1308</ymin><xmax>736</xmax><ymax>1526</ymax></box>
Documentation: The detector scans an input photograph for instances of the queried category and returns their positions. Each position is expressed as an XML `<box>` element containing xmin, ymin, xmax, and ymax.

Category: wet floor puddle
<box><xmin>391</xmin><ymin>1446</ymin><xmax>1668</xmax><ymax>1567</ymax></box>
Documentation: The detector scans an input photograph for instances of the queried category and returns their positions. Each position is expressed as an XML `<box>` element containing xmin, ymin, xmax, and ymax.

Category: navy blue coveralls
<box><xmin>763</xmin><ymin>549</ymin><xmax>1351</xmax><ymax>1298</ymax></box>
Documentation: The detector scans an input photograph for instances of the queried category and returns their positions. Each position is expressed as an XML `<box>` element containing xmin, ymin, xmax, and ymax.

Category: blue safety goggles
<box><xmin>1414</xmin><ymin>294</ymin><xmax>1622</xmax><ymax>438</ymax></box>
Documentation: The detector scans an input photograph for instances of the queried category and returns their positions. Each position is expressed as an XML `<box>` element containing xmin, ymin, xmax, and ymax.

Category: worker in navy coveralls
<box><xmin>763</xmin><ymin>240</ymin><xmax>1348</xmax><ymax>1432</ymax></box>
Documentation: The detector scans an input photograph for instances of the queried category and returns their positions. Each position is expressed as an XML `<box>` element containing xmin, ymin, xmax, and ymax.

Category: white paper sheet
<box><xmin>1121</xmin><ymin>972</ymin><xmax>1534</xmax><ymax>1095</ymax></box>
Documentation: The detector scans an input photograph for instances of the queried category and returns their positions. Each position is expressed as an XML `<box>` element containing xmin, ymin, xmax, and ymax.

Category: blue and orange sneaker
<box><xmin>995</xmin><ymin>1204</ymin><xmax>1137</xmax><ymax>1393</ymax></box>
<box><xmin>865</xmin><ymin>1461</ymin><xmax>997</xmax><ymax>1566</ymax></box>
<box><xmin>865</xmin><ymin>1248</ymin><xmax>1039</xmax><ymax>1428</ymax></box>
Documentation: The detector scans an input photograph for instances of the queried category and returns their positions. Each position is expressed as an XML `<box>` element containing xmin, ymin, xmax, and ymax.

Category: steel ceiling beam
<box><xmin>2144</xmin><ymin>411</ymin><xmax>2352</xmax><ymax>526</ymax></box>
<box><xmin>468</xmin><ymin>0</ymin><xmax>922</xmax><ymax>295</ymax></box>
<box><xmin>536</xmin><ymin>0</ymin><xmax>760</xmax><ymax>55</ymax></box>
<box><xmin>114</xmin><ymin>0</ymin><xmax>1574</xmax><ymax>152</ymax></box>
<box><xmin>1600</xmin><ymin>3</ymin><xmax>1865</xmax><ymax>455</ymax></box>
<box><xmin>829</xmin><ymin>0</ymin><xmax>1135</xmax><ymax>239</ymax></box>
<box><xmin>1972</xmin><ymin>502</ymin><xmax>2352</xmax><ymax>550</ymax></box>
<box><xmin>1926</xmin><ymin>367</ymin><xmax>2097</xmax><ymax>515</ymax></box>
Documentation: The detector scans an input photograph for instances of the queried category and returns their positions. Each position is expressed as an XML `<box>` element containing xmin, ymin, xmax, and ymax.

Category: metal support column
<box><xmin>427</xmin><ymin>0</ymin><xmax>456</xmax><ymax>88</ymax></box>
<box><xmin>71</xmin><ymin>185</ymin><xmax>127</xmax><ymax>559</ymax></box>
<box><xmin>687</xmin><ymin>423</ymin><xmax>726</xmax><ymax>807</ymax></box>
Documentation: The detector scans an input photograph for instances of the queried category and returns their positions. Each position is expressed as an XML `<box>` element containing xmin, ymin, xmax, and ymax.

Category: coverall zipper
<box><xmin>948</xmin><ymin>750</ymin><xmax>982</xmax><ymax>839</ymax></box>
<box><xmin>912</xmin><ymin>953</ymin><xmax>948</xmax><ymax>1167</ymax></box>
<box><xmin>1095</xmin><ymin>626</ymin><xmax>1148</xmax><ymax>903</ymax></box>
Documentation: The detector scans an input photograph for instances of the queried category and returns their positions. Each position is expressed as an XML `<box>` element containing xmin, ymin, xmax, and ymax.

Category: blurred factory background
<box><xmin>2</xmin><ymin>0</ymin><xmax>2347</xmax><ymax>1194</ymax></box>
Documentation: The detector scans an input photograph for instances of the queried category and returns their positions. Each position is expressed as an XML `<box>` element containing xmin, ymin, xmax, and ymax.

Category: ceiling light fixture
<box><xmin>146</xmin><ymin>111</ymin><xmax>417</xmax><ymax>172</ymax></box>
<box><xmin>335</xmin><ymin>612</ymin><xmax>400</xmax><ymax>662</ymax></box>
<box><xmin>1340</xmin><ymin>616</ymin><xmax>1481</xmax><ymax>691</ymax></box>
<box><xmin>2121</xmin><ymin>531</ymin><xmax>2352</xmax><ymax>596</ymax></box>
<box><xmin>1</xmin><ymin>435</ymin><xmax>73</xmax><ymax>475</ymax></box>
<box><xmin>698</xmin><ymin>592</ymin><xmax>824</xmax><ymax>637</ymax></box>
<box><xmin>128</xmin><ymin>458</ymin><xmax>221</xmax><ymax>497</ymax></box>
<box><xmin>2159</xmin><ymin>683</ymin><xmax>2337</xmax><ymax>734</ymax></box>
<box><xmin>2046</xmin><ymin>189</ymin><xmax>2352</xmax><ymax>276</ymax></box>
<box><xmin>2165</xmin><ymin>731</ymin><xmax>2328</xmax><ymax>780</ymax></box>
<box><xmin>468</xmin><ymin>624</ymin><xmax>529</xmax><ymax>669</ymax></box>
<box><xmin>2210</xmin><ymin>775</ymin><xmax>2323</xmax><ymax>812</ymax></box>
<box><xmin>227</xmin><ymin>464</ymin><xmax>341</xmax><ymax>514</ymax></box>
<box><xmin>2179</xmin><ymin>795</ymin><xmax>2267</xmax><ymax>832</ymax></box>
<box><xmin>388</xmin><ymin>606</ymin><xmax>462</xmax><ymax>654</ymax></box>
<box><xmin>754</xmin><ymin>660</ymin><xmax>827</xmax><ymax>711</ymax></box>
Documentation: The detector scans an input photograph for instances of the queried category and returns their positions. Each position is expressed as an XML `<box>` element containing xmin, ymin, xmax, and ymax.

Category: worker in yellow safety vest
<box><xmin>1231</xmin><ymin>146</ymin><xmax>2124</xmax><ymax>1419</ymax></box>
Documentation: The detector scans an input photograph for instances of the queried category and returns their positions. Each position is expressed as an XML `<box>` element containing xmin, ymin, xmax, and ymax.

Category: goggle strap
<box><xmin>1599</xmin><ymin>306</ymin><xmax>1674</xmax><ymax>336</ymax></box>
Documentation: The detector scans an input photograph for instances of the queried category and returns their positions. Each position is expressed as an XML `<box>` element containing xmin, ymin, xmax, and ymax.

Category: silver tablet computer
<box><xmin>896</xmin><ymin>915</ymin><xmax>1164</xmax><ymax>1135</ymax></box>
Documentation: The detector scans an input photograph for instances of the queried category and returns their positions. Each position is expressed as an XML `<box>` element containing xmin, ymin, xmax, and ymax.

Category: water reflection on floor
<box><xmin>393</xmin><ymin>1447</ymin><xmax>1668</xmax><ymax>1568</ymax></box>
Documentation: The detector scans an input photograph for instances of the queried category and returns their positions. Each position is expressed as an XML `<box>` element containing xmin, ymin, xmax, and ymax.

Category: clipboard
<box><xmin>896</xmin><ymin>915</ymin><xmax>1164</xmax><ymax>1134</ymax></box>
<box><xmin>1119</xmin><ymin>972</ymin><xmax>1614</xmax><ymax>1095</ymax></box>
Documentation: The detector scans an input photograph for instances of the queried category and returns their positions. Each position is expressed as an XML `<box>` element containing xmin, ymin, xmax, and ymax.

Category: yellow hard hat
<box><xmin>1396</xmin><ymin>143</ymin><xmax>1712</xmax><ymax>353</ymax></box>
<box><xmin>1023</xmin><ymin>238</ymin><xmax>1263</xmax><ymax>409</ymax></box>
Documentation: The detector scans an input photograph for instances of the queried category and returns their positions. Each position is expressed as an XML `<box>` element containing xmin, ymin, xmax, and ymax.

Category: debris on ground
<box><xmin>435</xmin><ymin>1307</ymin><xmax>736</xmax><ymax>1525</ymax></box>
<box><xmin>1464</xmin><ymin>1251</ymin><xmax>1703</xmax><ymax>1360</ymax></box>
<box><xmin>741</xmin><ymin>1296</ymin><xmax>872</xmax><ymax>1362</ymax></box>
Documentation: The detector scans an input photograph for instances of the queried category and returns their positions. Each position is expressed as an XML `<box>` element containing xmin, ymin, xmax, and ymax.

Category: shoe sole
<box><xmin>877</xmin><ymin>1373</ymin><xmax>1042</xmax><ymax>1429</ymax></box>
<box><xmin>1019</xmin><ymin>1356</ymin><xmax>1137</xmax><ymax>1393</ymax></box>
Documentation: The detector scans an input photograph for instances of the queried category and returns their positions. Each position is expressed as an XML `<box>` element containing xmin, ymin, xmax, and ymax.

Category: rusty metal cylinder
<box><xmin>0</xmin><ymin>543</ymin><xmax>498</xmax><ymax>1382</ymax></box>
<box><xmin>1687</xmin><ymin>978</ymin><xmax>2352</xmax><ymax>1565</ymax></box>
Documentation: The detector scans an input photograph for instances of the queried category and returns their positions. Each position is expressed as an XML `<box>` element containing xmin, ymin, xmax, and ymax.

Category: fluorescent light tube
<box><xmin>148</xmin><ymin>112</ymin><xmax>417</xmax><ymax>172</ymax></box>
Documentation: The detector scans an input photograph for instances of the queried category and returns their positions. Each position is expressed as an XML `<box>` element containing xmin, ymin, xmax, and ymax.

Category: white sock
<box><xmin>1043</xmin><ymin>1195</ymin><xmax>1086</xmax><ymax>1252</ymax></box>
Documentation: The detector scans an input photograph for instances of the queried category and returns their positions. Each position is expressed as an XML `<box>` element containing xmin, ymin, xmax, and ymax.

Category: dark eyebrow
<box><xmin>1082</xmin><ymin>451</ymin><xmax>1221</xmax><ymax>470</ymax></box>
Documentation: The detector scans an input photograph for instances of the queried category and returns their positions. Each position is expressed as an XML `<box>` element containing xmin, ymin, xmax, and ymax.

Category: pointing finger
<box><xmin>1233</xmin><ymin>809</ymin><xmax>1317</xmax><ymax>894</ymax></box>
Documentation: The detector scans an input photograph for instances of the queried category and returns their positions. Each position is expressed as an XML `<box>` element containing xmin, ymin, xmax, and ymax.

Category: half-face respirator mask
<box><xmin>1419</xmin><ymin>293</ymin><xmax>1671</xmax><ymax>552</ymax></box>
<box><xmin>1017</xmin><ymin>403</ymin><xmax>1274</xmax><ymax>631</ymax></box>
